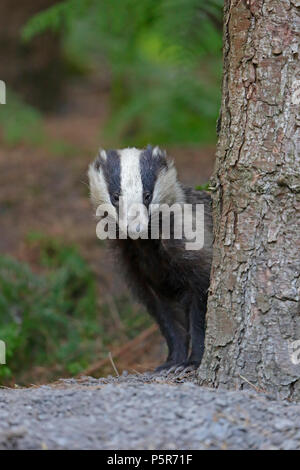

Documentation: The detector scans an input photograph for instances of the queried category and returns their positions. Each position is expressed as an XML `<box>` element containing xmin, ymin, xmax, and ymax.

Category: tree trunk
<box><xmin>198</xmin><ymin>0</ymin><xmax>300</xmax><ymax>401</ymax></box>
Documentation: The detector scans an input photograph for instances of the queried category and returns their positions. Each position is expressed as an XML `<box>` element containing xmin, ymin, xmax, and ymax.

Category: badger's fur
<box><xmin>88</xmin><ymin>145</ymin><xmax>213</xmax><ymax>372</ymax></box>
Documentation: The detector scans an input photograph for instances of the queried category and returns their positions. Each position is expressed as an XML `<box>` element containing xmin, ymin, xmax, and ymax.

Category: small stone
<box><xmin>274</xmin><ymin>419</ymin><xmax>292</xmax><ymax>431</ymax></box>
<box><xmin>282</xmin><ymin>440</ymin><xmax>298</xmax><ymax>450</ymax></box>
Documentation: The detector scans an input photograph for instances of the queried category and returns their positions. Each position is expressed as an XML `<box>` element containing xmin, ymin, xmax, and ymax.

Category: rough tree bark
<box><xmin>198</xmin><ymin>0</ymin><xmax>300</xmax><ymax>401</ymax></box>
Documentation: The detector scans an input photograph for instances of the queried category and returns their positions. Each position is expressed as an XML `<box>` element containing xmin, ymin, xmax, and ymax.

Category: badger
<box><xmin>88</xmin><ymin>145</ymin><xmax>213</xmax><ymax>373</ymax></box>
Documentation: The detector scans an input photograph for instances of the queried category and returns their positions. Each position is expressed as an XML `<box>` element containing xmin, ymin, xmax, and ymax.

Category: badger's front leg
<box><xmin>187</xmin><ymin>295</ymin><xmax>206</xmax><ymax>367</ymax></box>
<box><xmin>144</xmin><ymin>296</ymin><xmax>189</xmax><ymax>372</ymax></box>
<box><xmin>171</xmin><ymin>295</ymin><xmax>206</xmax><ymax>374</ymax></box>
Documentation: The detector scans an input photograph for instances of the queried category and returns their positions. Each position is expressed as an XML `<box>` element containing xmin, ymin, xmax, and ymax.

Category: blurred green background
<box><xmin>0</xmin><ymin>0</ymin><xmax>222</xmax><ymax>385</ymax></box>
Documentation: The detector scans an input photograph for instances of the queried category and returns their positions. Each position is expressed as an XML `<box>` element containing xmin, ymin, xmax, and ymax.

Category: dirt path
<box><xmin>1</xmin><ymin>374</ymin><xmax>300</xmax><ymax>450</ymax></box>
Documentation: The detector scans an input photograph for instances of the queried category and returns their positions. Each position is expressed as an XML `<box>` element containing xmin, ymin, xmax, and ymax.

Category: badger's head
<box><xmin>88</xmin><ymin>145</ymin><xmax>185</xmax><ymax>237</ymax></box>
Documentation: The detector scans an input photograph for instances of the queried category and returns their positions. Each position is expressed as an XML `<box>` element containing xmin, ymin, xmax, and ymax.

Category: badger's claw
<box><xmin>171</xmin><ymin>360</ymin><xmax>199</xmax><ymax>377</ymax></box>
<box><xmin>154</xmin><ymin>361</ymin><xmax>178</xmax><ymax>374</ymax></box>
<box><xmin>165</xmin><ymin>364</ymin><xmax>179</xmax><ymax>375</ymax></box>
<box><xmin>177</xmin><ymin>364</ymin><xmax>198</xmax><ymax>378</ymax></box>
<box><xmin>155</xmin><ymin>359</ymin><xmax>199</xmax><ymax>377</ymax></box>
<box><xmin>174</xmin><ymin>364</ymin><xmax>185</xmax><ymax>374</ymax></box>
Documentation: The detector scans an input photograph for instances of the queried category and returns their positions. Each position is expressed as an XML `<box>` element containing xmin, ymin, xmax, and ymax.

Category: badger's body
<box><xmin>88</xmin><ymin>145</ymin><xmax>213</xmax><ymax>372</ymax></box>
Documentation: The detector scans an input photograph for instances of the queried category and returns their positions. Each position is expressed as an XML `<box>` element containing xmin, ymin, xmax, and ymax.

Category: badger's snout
<box><xmin>126</xmin><ymin>203</ymin><xmax>149</xmax><ymax>238</ymax></box>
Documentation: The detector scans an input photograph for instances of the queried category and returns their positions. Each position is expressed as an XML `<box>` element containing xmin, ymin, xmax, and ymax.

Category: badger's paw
<box><xmin>171</xmin><ymin>360</ymin><xmax>200</xmax><ymax>377</ymax></box>
<box><xmin>154</xmin><ymin>361</ymin><xmax>179</xmax><ymax>375</ymax></box>
<box><xmin>154</xmin><ymin>359</ymin><xmax>188</xmax><ymax>376</ymax></box>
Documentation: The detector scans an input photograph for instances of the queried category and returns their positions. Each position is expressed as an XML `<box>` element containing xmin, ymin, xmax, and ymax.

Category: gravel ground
<box><xmin>1</xmin><ymin>372</ymin><xmax>300</xmax><ymax>450</ymax></box>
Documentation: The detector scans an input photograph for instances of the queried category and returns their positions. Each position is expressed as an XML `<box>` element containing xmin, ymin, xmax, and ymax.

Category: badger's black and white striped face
<box><xmin>88</xmin><ymin>145</ymin><xmax>184</xmax><ymax>235</ymax></box>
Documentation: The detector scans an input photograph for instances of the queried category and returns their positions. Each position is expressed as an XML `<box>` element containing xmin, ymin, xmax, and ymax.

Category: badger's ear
<box><xmin>152</xmin><ymin>146</ymin><xmax>166</xmax><ymax>159</ymax></box>
<box><xmin>94</xmin><ymin>148</ymin><xmax>107</xmax><ymax>171</ymax></box>
<box><xmin>152</xmin><ymin>146</ymin><xmax>173</xmax><ymax>170</ymax></box>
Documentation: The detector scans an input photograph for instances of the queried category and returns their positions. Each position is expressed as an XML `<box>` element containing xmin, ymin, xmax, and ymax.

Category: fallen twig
<box><xmin>108</xmin><ymin>351</ymin><xmax>119</xmax><ymax>377</ymax></box>
<box><xmin>239</xmin><ymin>374</ymin><xmax>267</xmax><ymax>394</ymax></box>
<box><xmin>78</xmin><ymin>324</ymin><xmax>158</xmax><ymax>377</ymax></box>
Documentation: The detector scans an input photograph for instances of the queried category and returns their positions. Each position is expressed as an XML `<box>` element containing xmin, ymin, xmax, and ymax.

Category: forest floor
<box><xmin>1</xmin><ymin>372</ymin><xmax>300</xmax><ymax>450</ymax></box>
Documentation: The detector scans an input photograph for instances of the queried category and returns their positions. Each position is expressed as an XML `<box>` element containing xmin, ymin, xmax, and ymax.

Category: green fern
<box><xmin>22</xmin><ymin>0</ymin><xmax>92</xmax><ymax>42</ymax></box>
<box><xmin>21</xmin><ymin>0</ymin><xmax>223</xmax><ymax>145</ymax></box>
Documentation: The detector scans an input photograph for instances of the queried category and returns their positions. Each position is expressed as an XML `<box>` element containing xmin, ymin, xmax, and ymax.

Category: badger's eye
<box><xmin>143</xmin><ymin>192</ymin><xmax>151</xmax><ymax>204</ymax></box>
<box><xmin>112</xmin><ymin>193</ymin><xmax>120</xmax><ymax>204</ymax></box>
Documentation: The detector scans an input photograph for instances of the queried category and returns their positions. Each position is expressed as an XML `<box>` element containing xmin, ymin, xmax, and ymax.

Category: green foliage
<box><xmin>0</xmin><ymin>233</ymin><xmax>151</xmax><ymax>384</ymax></box>
<box><xmin>195</xmin><ymin>182</ymin><xmax>211</xmax><ymax>191</ymax></box>
<box><xmin>22</xmin><ymin>0</ymin><xmax>223</xmax><ymax>145</ymax></box>
<box><xmin>0</xmin><ymin>89</ymin><xmax>45</xmax><ymax>146</ymax></box>
<box><xmin>0</xmin><ymin>89</ymin><xmax>75</xmax><ymax>154</ymax></box>
<box><xmin>0</xmin><ymin>235</ymin><xmax>99</xmax><ymax>382</ymax></box>
<box><xmin>22</xmin><ymin>0</ymin><xmax>91</xmax><ymax>42</ymax></box>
